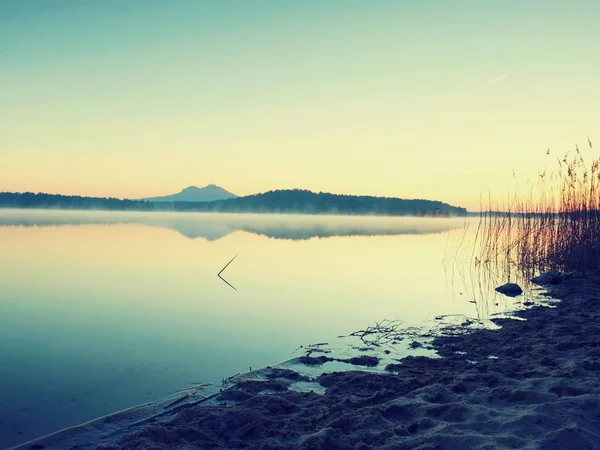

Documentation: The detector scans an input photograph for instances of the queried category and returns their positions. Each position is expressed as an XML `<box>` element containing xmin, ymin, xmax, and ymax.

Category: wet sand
<box><xmin>12</xmin><ymin>276</ymin><xmax>600</xmax><ymax>450</ymax></box>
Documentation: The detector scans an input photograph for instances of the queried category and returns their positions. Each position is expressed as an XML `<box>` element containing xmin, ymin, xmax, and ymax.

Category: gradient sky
<box><xmin>1</xmin><ymin>0</ymin><xmax>598</xmax><ymax>210</ymax></box>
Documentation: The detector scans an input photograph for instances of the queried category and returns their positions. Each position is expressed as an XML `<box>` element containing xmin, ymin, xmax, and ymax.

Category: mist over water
<box><xmin>0</xmin><ymin>209</ymin><xmax>464</xmax><ymax>241</ymax></box>
<box><xmin>0</xmin><ymin>210</ymin><xmax>535</xmax><ymax>447</ymax></box>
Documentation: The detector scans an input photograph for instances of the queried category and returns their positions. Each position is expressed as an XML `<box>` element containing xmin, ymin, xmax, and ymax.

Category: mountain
<box><xmin>161</xmin><ymin>189</ymin><xmax>468</xmax><ymax>217</ymax></box>
<box><xmin>144</xmin><ymin>184</ymin><xmax>238</xmax><ymax>203</ymax></box>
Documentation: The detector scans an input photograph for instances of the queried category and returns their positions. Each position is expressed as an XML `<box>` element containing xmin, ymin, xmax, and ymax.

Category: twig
<box><xmin>218</xmin><ymin>254</ymin><xmax>238</xmax><ymax>290</ymax></box>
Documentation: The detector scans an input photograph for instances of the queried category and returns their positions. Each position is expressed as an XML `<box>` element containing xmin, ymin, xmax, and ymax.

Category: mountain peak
<box><xmin>144</xmin><ymin>184</ymin><xmax>238</xmax><ymax>203</ymax></box>
<box><xmin>181</xmin><ymin>185</ymin><xmax>201</xmax><ymax>192</ymax></box>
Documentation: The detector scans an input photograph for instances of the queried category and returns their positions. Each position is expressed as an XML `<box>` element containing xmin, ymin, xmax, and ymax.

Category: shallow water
<box><xmin>0</xmin><ymin>210</ymin><xmax>535</xmax><ymax>448</ymax></box>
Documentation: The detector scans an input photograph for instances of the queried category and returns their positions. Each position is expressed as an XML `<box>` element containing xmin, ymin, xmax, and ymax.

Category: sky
<box><xmin>1</xmin><ymin>0</ymin><xmax>599</xmax><ymax>210</ymax></box>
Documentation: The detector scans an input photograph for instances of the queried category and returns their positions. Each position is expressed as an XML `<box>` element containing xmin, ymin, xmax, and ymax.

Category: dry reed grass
<box><xmin>476</xmin><ymin>138</ymin><xmax>599</xmax><ymax>277</ymax></box>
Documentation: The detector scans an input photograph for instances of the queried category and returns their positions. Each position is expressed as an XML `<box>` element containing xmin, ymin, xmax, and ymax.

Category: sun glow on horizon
<box><xmin>1</xmin><ymin>0</ymin><xmax>599</xmax><ymax>212</ymax></box>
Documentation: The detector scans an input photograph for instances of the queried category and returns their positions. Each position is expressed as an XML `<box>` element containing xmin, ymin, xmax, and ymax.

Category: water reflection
<box><xmin>0</xmin><ymin>210</ymin><xmax>530</xmax><ymax>448</ymax></box>
<box><xmin>0</xmin><ymin>209</ymin><xmax>463</xmax><ymax>241</ymax></box>
<box><xmin>442</xmin><ymin>223</ymin><xmax>556</xmax><ymax>324</ymax></box>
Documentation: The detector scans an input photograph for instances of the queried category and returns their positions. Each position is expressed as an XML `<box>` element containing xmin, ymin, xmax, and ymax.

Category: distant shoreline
<box><xmin>0</xmin><ymin>190</ymin><xmax>468</xmax><ymax>217</ymax></box>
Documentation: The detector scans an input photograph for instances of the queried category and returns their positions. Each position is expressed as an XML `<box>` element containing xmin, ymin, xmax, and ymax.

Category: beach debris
<box><xmin>305</xmin><ymin>347</ymin><xmax>331</xmax><ymax>357</ymax></box>
<box><xmin>304</xmin><ymin>342</ymin><xmax>331</xmax><ymax>357</ymax></box>
<box><xmin>495</xmin><ymin>283</ymin><xmax>523</xmax><ymax>297</ymax></box>
<box><xmin>349</xmin><ymin>319</ymin><xmax>406</xmax><ymax>346</ymax></box>
<box><xmin>531</xmin><ymin>269</ymin><xmax>564</xmax><ymax>286</ymax></box>
<box><xmin>218</xmin><ymin>254</ymin><xmax>238</xmax><ymax>290</ymax></box>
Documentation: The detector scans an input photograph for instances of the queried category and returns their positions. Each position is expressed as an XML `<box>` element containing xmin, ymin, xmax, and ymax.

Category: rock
<box><xmin>495</xmin><ymin>283</ymin><xmax>523</xmax><ymax>297</ymax></box>
<box><xmin>531</xmin><ymin>270</ymin><xmax>563</xmax><ymax>285</ymax></box>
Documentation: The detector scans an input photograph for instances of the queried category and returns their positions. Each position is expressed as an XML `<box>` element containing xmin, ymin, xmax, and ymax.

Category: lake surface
<box><xmin>0</xmin><ymin>210</ymin><xmax>534</xmax><ymax>448</ymax></box>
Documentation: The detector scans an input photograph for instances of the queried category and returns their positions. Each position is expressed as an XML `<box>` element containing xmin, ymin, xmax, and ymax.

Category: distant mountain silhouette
<box><xmin>144</xmin><ymin>185</ymin><xmax>238</xmax><ymax>203</ymax></box>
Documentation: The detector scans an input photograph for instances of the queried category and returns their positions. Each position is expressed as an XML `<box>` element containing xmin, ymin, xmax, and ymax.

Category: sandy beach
<box><xmin>11</xmin><ymin>275</ymin><xmax>599</xmax><ymax>450</ymax></box>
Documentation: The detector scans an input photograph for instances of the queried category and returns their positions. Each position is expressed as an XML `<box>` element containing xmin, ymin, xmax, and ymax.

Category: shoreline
<box><xmin>11</xmin><ymin>276</ymin><xmax>600</xmax><ymax>450</ymax></box>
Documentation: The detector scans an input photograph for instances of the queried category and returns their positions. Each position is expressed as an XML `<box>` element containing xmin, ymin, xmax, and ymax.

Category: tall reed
<box><xmin>477</xmin><ymin>139</ymin><xmax>600</xmax><ymax>277</ymax></box>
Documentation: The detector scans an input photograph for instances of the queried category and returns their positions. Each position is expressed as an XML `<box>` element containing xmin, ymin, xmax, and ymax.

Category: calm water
<box><xmin>0</xmin><ymin>210</ymin><xmax>529</xmax><ymax>448</ymax></box>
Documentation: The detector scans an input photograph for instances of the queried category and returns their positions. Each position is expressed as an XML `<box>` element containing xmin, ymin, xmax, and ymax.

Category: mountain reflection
<box><xmin>0</xmin><ymin>210</ymin><xmax>463</xmax><ymax>241</ymax></box>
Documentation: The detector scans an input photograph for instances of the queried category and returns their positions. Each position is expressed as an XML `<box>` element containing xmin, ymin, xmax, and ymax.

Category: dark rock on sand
<box><xmin>495</xmin><ymin>282</ymin><xmax>523</xmax><ymax>297</ymax></box>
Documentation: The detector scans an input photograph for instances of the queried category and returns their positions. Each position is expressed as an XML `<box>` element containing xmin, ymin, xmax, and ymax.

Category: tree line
<box><xmin>0</xmin><ymin>190</ymin><xmax>467</xmax><ymax>217</ymax></box>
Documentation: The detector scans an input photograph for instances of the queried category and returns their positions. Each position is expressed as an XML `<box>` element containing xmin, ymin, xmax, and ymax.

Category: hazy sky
<box><xmin>1</xmin><ymin>0</ymin><xmax>598</xmax><ymax>210</ymax></box>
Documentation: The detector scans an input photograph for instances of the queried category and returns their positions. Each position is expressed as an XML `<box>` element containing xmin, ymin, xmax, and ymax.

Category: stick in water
<box><xmin>218</xmin><ymin>254</ymin><xmax>238</xmax><ymax>290</ymax></box>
